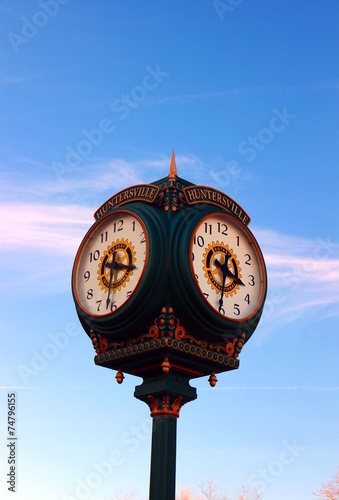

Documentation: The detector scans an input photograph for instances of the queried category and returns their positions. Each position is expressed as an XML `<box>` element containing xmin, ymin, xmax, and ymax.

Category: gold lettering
<box><xmin>242</xmin><ymin>215</ymin><xmax>249</xmax><ymax>226</ymax></box>
<box><xmin>216</xmin><ymin>193</ymin><xmax>222</xmax><ymax>205</ymax></box>
<box><xmin>96</xmin><ymin>208</ymin><xmax>103</xmax><ymax>219</ymax></box>
<box><xmin>200</xmin><ymin>189</ymin><xmax>207</xmax><ymax>200</ymax></box>
<box><xmin>186</xmin><ymin>188</ymin><xmax>196</xmax><ymax>201</ymax></box>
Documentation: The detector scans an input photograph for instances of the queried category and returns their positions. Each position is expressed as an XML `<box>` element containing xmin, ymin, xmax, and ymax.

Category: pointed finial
<box><xmin>168</xmin><ymin>149</ymin><xmax>177</xmax><ymax>180</ymax></box>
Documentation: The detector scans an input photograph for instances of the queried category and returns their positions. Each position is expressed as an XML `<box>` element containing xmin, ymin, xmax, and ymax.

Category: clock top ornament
<box><xmin>72</xmin><ymin>151</ymin><xmax>267</xmax><ymax>386</ymax></box>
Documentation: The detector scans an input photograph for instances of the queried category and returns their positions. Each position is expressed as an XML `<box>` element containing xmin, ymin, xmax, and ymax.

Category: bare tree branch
<box><xmin>314</xmin><ymin>467</ymin><xmax>339</xmax><ymax>499</ymax></box>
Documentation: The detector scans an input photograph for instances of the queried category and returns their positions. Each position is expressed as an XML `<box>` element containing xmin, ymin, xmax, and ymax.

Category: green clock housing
<box><xmin>71</xmin><ymin>153</ymin><xmax>267</xmax><ymax>381</ymax></box>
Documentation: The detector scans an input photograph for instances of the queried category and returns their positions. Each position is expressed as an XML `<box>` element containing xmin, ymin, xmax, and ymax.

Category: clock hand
<box><xmin>224</xmin><ymin>268</ymin><xmax>245</xmax><ymax>286</ymax></box>
<box><xmin>215</xmin><ymin>256</ymin><xmax>229</xmax><ymax>313</ymax></box>
<box><xmin>215</xmin><ymin>258</ymin><xmax>245</xmax><ymax>286</ymax></box>
<box><xmin>214</xmin><ymin>255</ymin><xmax>245</xmax><ymax>313</ymax></box>
<box><xmin>106</xmin><ymin>251</ymin><xmax>116</xmax><ymax>310</ymax></box>
<box><xmin>114</xmin><ymin>262</ymin><xmax>136</xmax><ymax>272</ymax></box>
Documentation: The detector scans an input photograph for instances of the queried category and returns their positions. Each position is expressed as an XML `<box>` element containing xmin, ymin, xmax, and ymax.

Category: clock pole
<box><xmin>134</xmin><ymin>372</ymin><xmax>197</xmax><ymax>500</ymax></box>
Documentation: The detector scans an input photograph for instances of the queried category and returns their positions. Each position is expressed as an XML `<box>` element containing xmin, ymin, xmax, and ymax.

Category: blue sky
<box><xmin>0</xmin><ymin>1</ymin><xmax>338</xmax><ymax>499</ymax></box>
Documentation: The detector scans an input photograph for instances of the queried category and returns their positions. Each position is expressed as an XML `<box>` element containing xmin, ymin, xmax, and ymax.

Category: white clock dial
<box><xmin>190</xmin><ymin>214</ymin><xmax>266</xmax><ymax>321</ymax></box>
<box><xmin>73</xmin><ymin>211</ymin><xmax>148</xmax><ymax>317</ymax></box>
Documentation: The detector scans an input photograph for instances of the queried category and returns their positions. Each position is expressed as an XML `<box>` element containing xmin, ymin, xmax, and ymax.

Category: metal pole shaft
<box><xmin>149</xmin><ymin>415</ymin><xmax>177</xmax><ymax>500</ymax></box>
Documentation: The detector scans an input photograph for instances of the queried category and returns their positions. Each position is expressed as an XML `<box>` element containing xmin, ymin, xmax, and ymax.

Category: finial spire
<box><xmin>168</xmin><ymin>149</ymin><xmax>178</xmax><ymax>180</ymax></box>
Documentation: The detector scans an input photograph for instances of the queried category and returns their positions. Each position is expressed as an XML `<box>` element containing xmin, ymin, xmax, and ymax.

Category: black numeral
<box><xmin>113</xmin><ymin>219</ymin><xmax>123</xmax><ymax>232</ymax></box>
<box><xmin>217</xmin><ymin>223</ymin><xmax>228</xmax><ymax>236</ymax></box>
<box><xmin>233</xmin><ymin>304</ymin><xmax>240</xmax><ymax>316</ymax></box>
<box><xmin>96</xmin><ymin>300</ymin><xmax>102</xmax><ymax>311</ymax></box>
<box><xmin>87</xmin><ymin>289</ymin><xmax>93</xmax><ymax>300</ymax></box>
<box><xmin>204</xmin><ymin>223</ymin><xmax>212</xmax><ymax>235</ymax></box>
<box><xmin>194</xmin><ymin>236</ymin><xmax>204</xmax><ymax>247</ymax></box>
<box><xmin>245</xmin><ymin>254</ymin><xmax>251</xmax><ymax>265</ymax></box>
<box><xmin>100</xmin><ymin>231</ymin><xmax>108</xmax><ymax>243</ymax></box>
<box><xmin>140</xmin><ymin>231</ymin><xmax>146</xmax><ymax>244</ymax></box>
<box><xmin>107</xmin><ymin>300</ymin><xmax>117</xmax><ymax>311</ymax></box>
<box><xmin>89</xmin><ymin>250</ymin><xmax>100</xmax><ymax>262</ymax></box>
<box><xmin>84</xmin><ymin>271</ymin><xmax>90</xmax><ymax>282</ymax></box>
<box><xmin>244</xmin><ymin>294</ymin><xmax>250</xmax><ymax>305</ymax></box>
<box><xmin>248</xmin><ymin>275</ymin><xmax>255</xmax><ymax>286</ymax></box>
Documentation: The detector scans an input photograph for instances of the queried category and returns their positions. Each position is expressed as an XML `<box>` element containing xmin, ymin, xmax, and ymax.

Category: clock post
<box><xmin>72</xmin><ymin>151</ymin><xmax>267</xmax><ymax>499</ymax></box>
<box><xmin>134</xmin><ymin>371</ymin><xmax>197</xmax><ymax>500</ymax></box>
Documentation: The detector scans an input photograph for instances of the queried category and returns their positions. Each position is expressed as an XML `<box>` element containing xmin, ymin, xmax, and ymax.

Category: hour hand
<box><xmin>214</xmin><ymin>258</ymin><xmax>223</xmax><ymax>271</ymax></box>
<box><xmin>225</xmin><ymin>269</ymin><xmax>245</xmax><ymax>286</ymax></box>
<box><xmin>226</xmin><ymin>269</ymin><xmax>245</xmax><ymax>286</ymax></box>
<box><xmin>114</xmin><ymin>262</ymin><xmax>136</xmax><ymax>272</ymax></box>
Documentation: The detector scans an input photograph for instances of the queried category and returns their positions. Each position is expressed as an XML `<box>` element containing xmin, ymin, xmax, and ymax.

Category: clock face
<box><xmin>190</xmin><ymin>214</ymin><xmax>266</xmax><ymax>322</ymax></box>
<box><xmin>73</xmin><ymin>211</ymin><xmax>148</xmax><ymax>317</ymax></box>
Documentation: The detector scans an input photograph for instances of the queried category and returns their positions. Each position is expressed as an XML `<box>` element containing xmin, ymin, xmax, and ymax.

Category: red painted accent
<box><xmin>169</xmin><ymin>363</ymin><xmax>204</xmax><ymax>377</ymax></box>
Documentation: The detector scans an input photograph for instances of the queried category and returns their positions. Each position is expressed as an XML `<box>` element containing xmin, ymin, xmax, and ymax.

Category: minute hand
<box><xmin>106</xmin><ymin>251</ymin><xmax>116</xmax><ymax>309</ymax></box>
<box><xmin>215</xmin><ymin>257</ymin><xmax>229</xmax><ymax>313</ymax></box>
<box><xmin>214</xmin><ymin>258</ymin><xmax>245</xmax><ymax>313</ymax></box>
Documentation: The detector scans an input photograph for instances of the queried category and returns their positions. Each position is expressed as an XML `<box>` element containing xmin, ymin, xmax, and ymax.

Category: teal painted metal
<box><xmin>149</xmin><ymin>416</ymin><xmax>177</xmax><ymax>500</ymax></box>
<box><xmin>134</xmin><ymin>374</ymin><xmax>197</xmax><ymax>500</ymax></box>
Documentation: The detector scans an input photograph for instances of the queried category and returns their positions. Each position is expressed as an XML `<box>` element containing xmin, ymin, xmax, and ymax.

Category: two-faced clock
<box><xmin>72</xmin><ymin>206</ymin><xmax>168</xmax><ymax>338</ymax></box>
<box><xmin>191</xmin><ymin>213</ymin><xmax>266</xmax><ymax>323</ymax></box>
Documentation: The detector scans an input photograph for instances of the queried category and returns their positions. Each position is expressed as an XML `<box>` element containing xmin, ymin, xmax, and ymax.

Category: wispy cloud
<box><xmin>0</xmin><ymin>203</ymin><xmax>92</xmax><ymax>254</ymax></box>
<box><xmin>147</xmin><ymin>80</ymin><xmax>339</xmax><ymax>106</ymax></box>
<box><xmin>0</xmin><ymin>72</ymin><xmax>44</xmax><ymax>86</ymax></box>
<box><xmin>254</xmin><ymin>228</ymin><xmax>339</xmax><ymax>335</ymax></box>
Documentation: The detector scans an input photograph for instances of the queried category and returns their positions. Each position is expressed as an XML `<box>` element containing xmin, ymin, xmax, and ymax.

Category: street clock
<box><xmin>72</xmin><ymin>152</ymin><xmax>268</xmax><ymax>500</ymax></box>
<box><xmin>72</xmin><ymin>152</ymin><xmax>267</xmax><ymax>376</ymax></box>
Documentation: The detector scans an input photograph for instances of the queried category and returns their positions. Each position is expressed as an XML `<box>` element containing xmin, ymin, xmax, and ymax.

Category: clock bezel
<box><xmin>72</xmin><ymin>209</ymin><xmax>149</xmax><ymax>319</ymax></box>
<box><xmin>189</xmin><ymin>212</ymin><xmax>267</xmax><ymax>324</ymax></box>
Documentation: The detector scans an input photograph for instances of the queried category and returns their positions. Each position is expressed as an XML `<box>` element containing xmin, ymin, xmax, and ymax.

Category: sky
<box><xmin>0</xmin><ymin>1</ymin><xmax>339</xmax><ymax>499</ymax></box>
